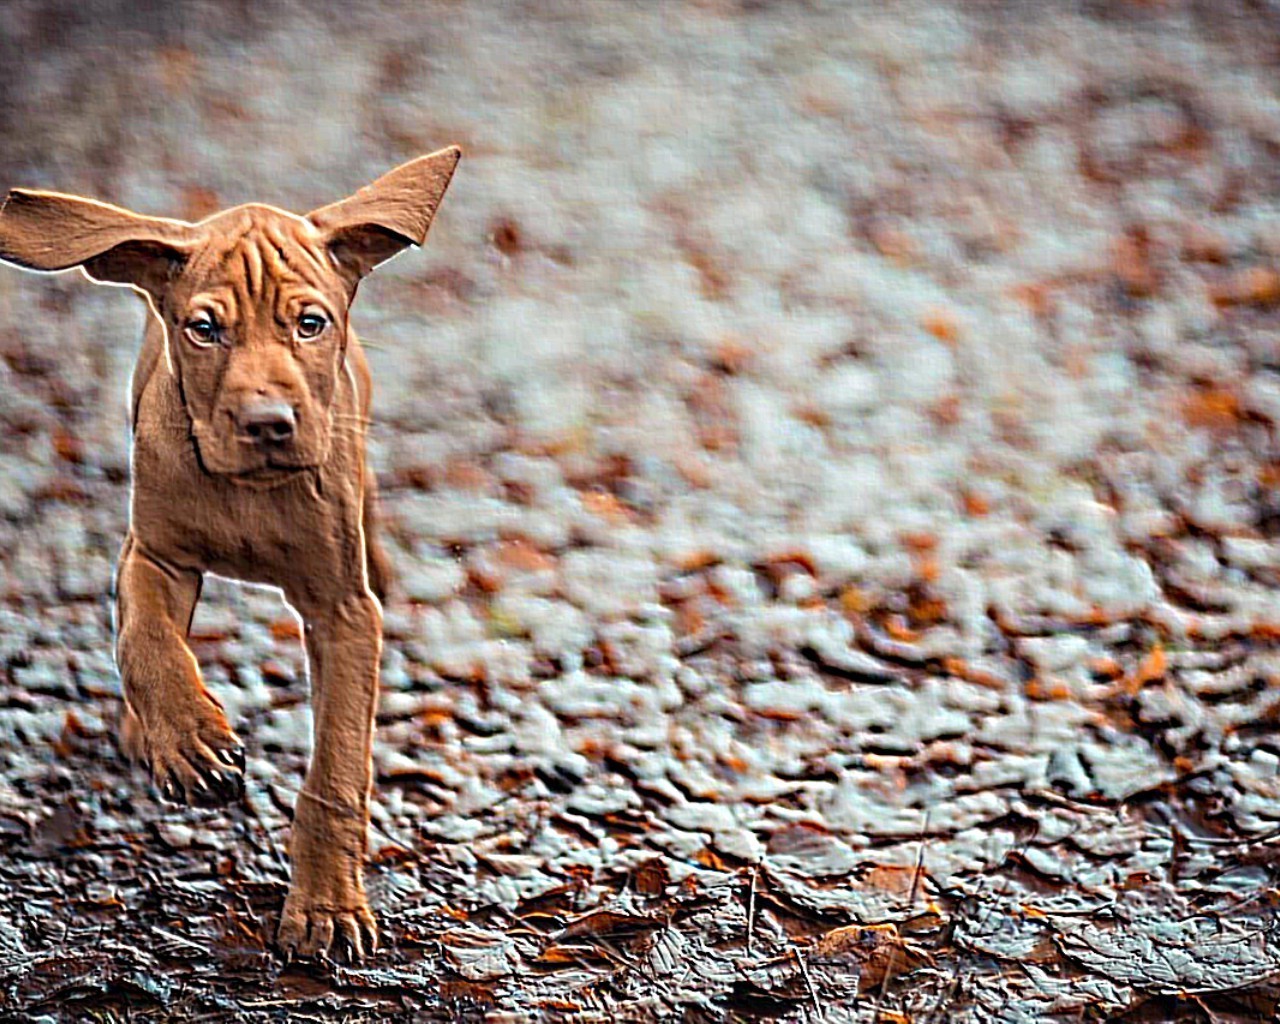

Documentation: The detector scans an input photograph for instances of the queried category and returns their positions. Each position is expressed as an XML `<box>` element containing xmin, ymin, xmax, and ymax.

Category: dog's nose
<box><xmin>236</xmin><ymin>398</ymin><xmax>297</xmax><ymax>445</ymax></box>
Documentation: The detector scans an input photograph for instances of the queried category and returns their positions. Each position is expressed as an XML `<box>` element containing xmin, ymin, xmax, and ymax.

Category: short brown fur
<box><xmin>0</xmin><ymin>148</ymin><xmax>462</xmax><ymax>961</ymax></box>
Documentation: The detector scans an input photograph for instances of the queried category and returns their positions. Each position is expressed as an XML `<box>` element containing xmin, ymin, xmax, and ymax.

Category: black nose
<box><xmin>236</xmin><ymin>399</ymin><xmax>296</xmax><ymax>445</ymax></box>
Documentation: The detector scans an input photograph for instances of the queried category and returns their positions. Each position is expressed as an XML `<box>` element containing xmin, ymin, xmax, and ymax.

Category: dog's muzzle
<box><xmin>234</xmin><ymin>398</ymin><xmax>297</xmax><ymax>449</ymax></box>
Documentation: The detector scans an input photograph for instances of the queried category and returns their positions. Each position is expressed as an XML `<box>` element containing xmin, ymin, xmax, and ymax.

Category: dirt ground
<box><xmin>5</xmin><ymin>0</ymin><xmax>1280</xmax><ymax>1020</ymax></box>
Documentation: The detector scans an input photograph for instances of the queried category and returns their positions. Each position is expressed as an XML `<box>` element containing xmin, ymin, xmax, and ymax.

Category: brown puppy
<box><xmin>0</xmin><ymin>148</ymin><xmax>461</xmax><ymax>961</ymax></box>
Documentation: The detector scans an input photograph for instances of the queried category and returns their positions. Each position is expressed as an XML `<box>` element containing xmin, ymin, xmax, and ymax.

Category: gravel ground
<box><xmin>5</xmin><ymin>0</ymin><xmax>1280</xmax><ymax>1020</ymax></box>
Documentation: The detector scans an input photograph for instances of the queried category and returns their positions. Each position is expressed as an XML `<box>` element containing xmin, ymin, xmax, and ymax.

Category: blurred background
<box><xmin>5</xmin><ymin>1</ymin><xmax>1280</xmax><ymax>1019</ymax></box>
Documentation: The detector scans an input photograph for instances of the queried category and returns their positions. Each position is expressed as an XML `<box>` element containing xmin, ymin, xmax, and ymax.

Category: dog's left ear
<box><xmin>0</xmin><ymin>189</ymin><xmax>196</xmax><ymax>298</ymax></box>
<box><xmin>308</xmin><ymin>146</ymin><xmax>461</xmax><ymax>285</ymax></box>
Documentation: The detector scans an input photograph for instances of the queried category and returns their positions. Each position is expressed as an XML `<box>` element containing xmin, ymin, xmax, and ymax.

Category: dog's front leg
<box><xmin>277</xmin><ymin>587</ymin><xmax>382</xmax><ymax>960</ymax></box>
<box><xmin>115</xmin><ymin>534</ymin><xmax>245</xmax><ymax>804</ymax></box>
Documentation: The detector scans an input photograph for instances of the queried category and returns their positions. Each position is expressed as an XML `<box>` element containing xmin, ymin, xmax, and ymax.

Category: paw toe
<box><xmin>335</xmin><ymin>911</ymin><xmax>378</xmax><ymax>962</ymax></box>
<box><xmin>277</xmin><ymin>904</ymin><xmax>378</xmax><ymax>963</ymax></box>
<box><xmin>277</xmin><ymin>911</ymin><xmax>307</xmax><ymax>954</ymax></box>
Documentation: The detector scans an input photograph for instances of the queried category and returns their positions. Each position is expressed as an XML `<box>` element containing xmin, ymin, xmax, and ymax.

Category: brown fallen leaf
<box><xmin>1181</xmin><ymin>385</ymin><xmax>1241</xmax><ymax>432</ymax></box>
<box><xmin>1114</xmin><ymin>642</ymin><xmax>1166</xmax><ymax>697</ymax></box>
<box><xmin>534</xmin><ymin>942</ymin><xmax>615</xmax><ymax>968</ymax></box>
<box><xmin>1210</xmin><ymin>266</ymin><xmax>1280</xmax><ymax>308</ymax></box>
<box><xmin>809</xmin><ymin>922</ymin><xmax>935</xmax><ymax>989</ymax></box>
<box><xmin>633</xmin><ymin>856</ymin><xmax>672</xmax><ymax>897</ymax></box>
<box><xmin>560</xmin><ymin>908</ymin><xmax>664</xmax><ymax>941</ymax></box>
<box><xmin>269</xmin><ymin>617</ymin><xmax>302</xmax><ymax>641</ymax></box>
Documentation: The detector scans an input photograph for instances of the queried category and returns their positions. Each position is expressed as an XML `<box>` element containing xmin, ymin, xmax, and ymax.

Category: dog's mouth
<box><xmin>188</xmin><ymin>416</ymin><xmax>329</xmax><ymax>485</ymax></box>
<box><xmin>227</xmin><ymin>461</ymin><xmax>315</xmax><ymax>489</ymax></box>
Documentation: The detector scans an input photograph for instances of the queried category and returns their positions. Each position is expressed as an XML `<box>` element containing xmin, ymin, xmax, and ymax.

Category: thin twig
<box><xmin>746</xmin><ymin>862</ymin><xmax>759</xmax><ymax>955</ymax></box>
<box><xmin>870</xmin><ymin>942</ymin><xmax>899</xmax><ymax>1023</ymax></box>
<box><xmin>793</xmin><ymin>945</ymin><xmax>822</xmax><ymax>1022</ymax></box>
<box><xmin>924</xmin><ymin>825</ymin><xmax>1039</xmax><ymax>1024</ymax></box>
<box><xmin>907</xmin><ymin>809</ymin><xmax>931</xmax><ymax>910</ymax></box>
<box><xmin>152</xmin><ymin>924</ymin><xmax>209</xmax><ymax>954</ymax></box>
<box><xmin>872</xmin><ymin>810</ymin><xmax>932</xmax><ymax>1023</ymax></box>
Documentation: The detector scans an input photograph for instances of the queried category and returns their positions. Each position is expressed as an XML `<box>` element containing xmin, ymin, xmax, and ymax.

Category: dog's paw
<box><xmin>122</xmin><ymin>697</ymin><xmax>245</xmax><ymax>807</ymax></box>
<box><xmin>278</xmin><ymin>895</ymin><xmax>378</xmax><ymax>963</ymax></box>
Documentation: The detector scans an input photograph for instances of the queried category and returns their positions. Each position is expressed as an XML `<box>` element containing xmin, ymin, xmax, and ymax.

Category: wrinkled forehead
<box><xmin>178</xmin><ymin>205</ymin><xmax>343</xmax><ymax>315</ymax></box>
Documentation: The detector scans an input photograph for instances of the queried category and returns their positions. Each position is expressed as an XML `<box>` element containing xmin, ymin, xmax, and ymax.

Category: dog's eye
<box><xmin>184</xmin><ymin>317</ymin><xmax>218</xmax><ymax>347</ymax></box>
<box><xmin>296</xmin><ymin>314</ymin><xmax>327</xmax><ymax>341</ymax></box>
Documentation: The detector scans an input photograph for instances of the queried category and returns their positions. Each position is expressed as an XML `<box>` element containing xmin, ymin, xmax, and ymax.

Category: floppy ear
<box><xmin>0</xmin><ymin>189</ymin><xmax>196</xmax><ymax>299</ymax></box>
<box><xmin>307</xmin><ymin>146</ymin><xmax>461</xmax><ymax>284</ymax></box>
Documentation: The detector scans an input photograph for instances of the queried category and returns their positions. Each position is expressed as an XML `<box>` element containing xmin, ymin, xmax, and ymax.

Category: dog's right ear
<box><xmin>0</xmin><ymin>189</ymin><xmax>195</xmax><ymax>299</ymax></box>
<box><xmin>307</xmin><ymin>146</ymin><xmax>462</xmax><ymax>286</ymax></box>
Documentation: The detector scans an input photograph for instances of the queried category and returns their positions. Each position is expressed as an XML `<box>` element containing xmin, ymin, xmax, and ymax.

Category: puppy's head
<box><xmin>0</xmin><ymin>148</ymin><xmax>460</xmax><ymax>478</ymax></box>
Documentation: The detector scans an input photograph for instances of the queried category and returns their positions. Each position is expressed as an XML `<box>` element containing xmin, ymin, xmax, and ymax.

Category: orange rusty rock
<box><xmin>930</xmin><ymin>393</ymin><xmax>963</xmax><ymax>427</ymax></box>
<box><xmin>907</xmin><ymin>586</ymin><xmax>946</xmax><ymax>625</ymax></box>
<box><xmin>961</xmin><ymin>489</ymin><xmax>990</xmax><ymax>517</ymax></box>
<box><xmin>883</xmin><ymin>615</ymin><xmax>920</xmax><ymax>643</ymax></box>
<box><xmin>673</xmin><ymin>549</ymin><xmax>719</xmax><ymax>572</ymax></box>
<box><xmin>870</xmin><ymin>223</ymin><xmax>917</xmax><ymax>266</ymax></box>
<box><xmin>682</xmin><ymin>245</ymin><xmax>730</xmax><ymax>301</ymax></box>
<box><xmin>36</xmin><ymin>477</ymin><xmax>88</xmax><ymax>503</ymax></box>
<box><xmin>1062</xmin><ymin>345</ymin><xmax>1091</xmax><ymax>380</ymax></box>
<box><xmin>1244</xmin><ymin>267</ymin><xmax>1280</xmax><ymax>306</ymax></box>
<box><xmin>495</xmin><ymin>538</ymin><xmax>555</xmax><ymax>573</ymax></box>
<box><xmin>1009</xmin><ymin>281</ymin><xmax>1056</xmax><ymax>319</ymax></box>
<box><xmin>705</xmin><ymin>575</ymin><xmax>736</xmax><ymax>606</ymax></box>
<box><xmin>489</xmin><ymin>216</ymin><xmax>523</xmax><ymax>256</ymax></box>
<box><xmin>900</xmin><ymin>531</ymin><xmax>938</xmax><ymax>553</ymax></box>
<box><xmin>444</xmin><ymin>459</ymin><xmax>493</xmax><ymax>492</ymax></box>
<box><xmin>1181</xmin><ymin>224</ymin><xmax>1229</xmax><ymax>264</ymax></box>
<box><xmin>1259</xmin><ymin>463</ymin><xmax>1280</xmax><ymax>490</ymax></box>
<box><xmin>712</xmin><ymin>335</ymin><xmax>753</xmax><ymax>374</ymax></box>
<box><xmin>754</xmin><ymin>705</ymin><xmax>804</xmax><ymax>722</ymax></box>
<box><xmin>394</xmin><ymin>464</ymin><xmax>436</xmax><ymax>491</ymax></box>
<box><xmin>581</xmin><ymin>488</ymin><xmax>633</xmax><ymax>524</ymax></box>
<box><xmin>922</xmin><ymin>307</ymin><xmax>960</xmax><ymax>345</ymax></box>
<box><xmin>1112</xmin><ymin>228</ymin><xmax>1158</xmax><ymax>298</ymax></box>
<box><xmin>1181</xmin><ymin>386</ymin><xmax>1241</xmax><ymax>432</ymax></box>
<box><xmin>1118</xmin><ymin>643</ymin><xmax>1166</xmax><ymax>697</ymax></box>
<box><xmin>1211</xmin><ymin>266</ymin><xmax>1280</xmax><ymax>308</ymax></box>
<box><xmin>269</xmin><ymin>617</ymin><xmax>303</xmax><ymax>641</ymax></box>
<box><xmin>696</xmin><ymin>421</ymin><xmax>737</xmax><ymax>452</ymax></box>
<box><xmin>942</xmin><ymin>657</ymin><xmax>1007</xmax><ymax>690</ymax></box>
<box><xmin>466</xmin><ymin>562</ymin><xmax>503</xmax><ymax>595</ymax></box>
<box><xmin>840</xmin><ymin>585</ymin><xmax>871</xmax><ymax>617</ymax></box>
<box><xmin>794</xmin><ymin>402</ymin><xmax>831</xmax><ymax>428</ymax></box>
<box><xmin>633</xmin><ymin>858</ymin><xmax>671</xmax><ymax>896</ymax></box>
<box><xmin>1077</xmin><ymin>605</ymin><xmax>1113</xmax><ymax>627</ymax></box>
<box><xmin>720</xmin><ymin>752</ymin><xmax>748</xmax><ymax>773</ymax></box>
<box><xmin>419</xmin><ymin>707</ymin><xmax>453</xmax><ymax>731</ymax></box>
<box><xmin>1026</xmin><ymin>678</ymin><xmax>1070</xmax><ymax>701</ymax></box>
<box><xmin>762</xmin><ymin>550</ymin><xmax>819</xmax><ymax>577</ymax></box>
<box><xmin>51</xmin><ymin>429</ymin><xmax>83</xmax><ymax>464</ymax></box>
<box><xmin>859</xmin><ymin>863</ymin><xmax>928</xmax><ymax>899</ymax></box>
<box><xmin>672</xmin><ymin>603</ymin><xmax>705</xmax><ymax>640</ymax></box>
<box><xmin>1088</xmin><ymin>656</ymin><xmax>1123</xmax><ymax>680</ymax></box>
<box><xmin>696</xmin><ymin>847</ymin><xmax>732</xmax><ymax>870</ymax></box>
<box><xmin>674</xmin><ymin>454</ymin><xmax>713</xmax><ymax>489</ymax></box>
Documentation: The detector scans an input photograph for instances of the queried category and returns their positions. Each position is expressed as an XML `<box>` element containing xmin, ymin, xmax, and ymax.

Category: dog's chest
<box><xmin>130</xmin><ymin>417</ymin><xmax>360</xmax><ymax>588</ymax></box>
<box><xmin>132</xmin><ymin>466</ymin><xmax>332</xmax><ymax>583</ymax></box>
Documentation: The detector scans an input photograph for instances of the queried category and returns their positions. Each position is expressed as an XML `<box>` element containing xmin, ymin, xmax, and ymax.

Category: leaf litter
<box><xmin>6</xmin><ymin>0</ymin><xmax>1280</xmax><ymax>1021</ymax></box>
